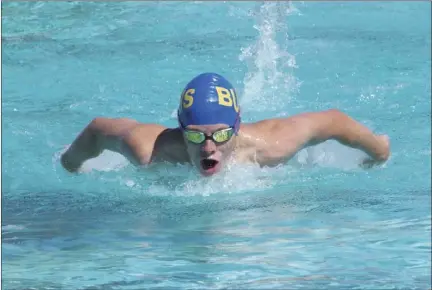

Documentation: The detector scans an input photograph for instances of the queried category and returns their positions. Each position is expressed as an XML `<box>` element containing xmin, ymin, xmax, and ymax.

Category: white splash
<box><xmin>146</xmin><ymin>161</ymin><xmax>297</xmax><ymax>197</ymax></box>
<box><xmin>239</xmin><ymin>1</ymin><xmax>301</xmax><ymax>113</ymax></box>
<box><xmin>54</xmin><ymin>146</ymin><xmax>130</xmax><ymax>173</ymax></box>
<box><xmin>294</xmin><ymin>140</ymin><xmax>370</xmax><ymax>170</ymax></box>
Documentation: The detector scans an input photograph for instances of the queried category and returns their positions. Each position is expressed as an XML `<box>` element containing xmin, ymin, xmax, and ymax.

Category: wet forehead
<box><xmin>186</xmin><ymin>123</ymin><xmax>230</xmax><ymax>134</ymax></box>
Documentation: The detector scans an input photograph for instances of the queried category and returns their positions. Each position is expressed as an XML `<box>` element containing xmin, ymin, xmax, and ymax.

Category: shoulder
<box><xmin>125</xmin><ymin>125</ymin><xmax>187</xmax><ymax>164</ymax></box>
<box><xmin>236</xmin><ymin>122</ymin><xmax>290</xmax><ymax>165</ymax></box>
<box><xmin>153</xmin><ymin>128</ymin><xmax>190</xmax><ymax>163</ymax></box>
<box><xmin>127</xmin><ymin>122</ymin><xmax>170</xmax><ymax>137</ymax></box>
<box><xmin>127</xmin><ymin>124</ymin><xmax>185</xmax><ymax>148</ymax></box>
<box><xmin>236</xmin><ymin>111</ymin><xmax>340</xmax><ymax>166</ymax></box>
<box><xmin>123</xmin><ymin>123</ymin><xmax>170</xmax><ymax>149</ymax></box>
<box><xmin>244</xmin><ymin>109</ymin><xmax>342</xmax><ymax>134</ymax></box>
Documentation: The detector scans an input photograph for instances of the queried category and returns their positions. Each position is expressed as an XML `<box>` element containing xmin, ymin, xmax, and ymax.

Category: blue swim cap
<box><xmin>178</xmin><ymin>73</ymin><xmax>241</xmax><ymax>132</ymax></box>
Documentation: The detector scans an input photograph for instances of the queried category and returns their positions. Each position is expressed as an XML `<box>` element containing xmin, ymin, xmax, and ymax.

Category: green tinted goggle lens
<box><xmin>184</xmin><ymin>128</ymin><xmax>234</xmax><ymax>144</ymax></box>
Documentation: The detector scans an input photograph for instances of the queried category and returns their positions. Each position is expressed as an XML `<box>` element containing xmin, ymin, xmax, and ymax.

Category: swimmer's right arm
<box><xmin>60</xmin><ymin>117</ymin><xmax>144</xmax><ymax>172</ymax></box>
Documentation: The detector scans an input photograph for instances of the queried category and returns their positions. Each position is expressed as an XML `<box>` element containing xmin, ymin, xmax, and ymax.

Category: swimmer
<box><xmin>61</xmin><ymin>72</ymin><xmax>390</xmax><ymax>176</ymax></box>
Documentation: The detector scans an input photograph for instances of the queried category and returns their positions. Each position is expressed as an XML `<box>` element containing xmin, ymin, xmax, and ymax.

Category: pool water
<box><xmin>2</xmin><ymin>2</ymin><xmax>431</xmax><ymax>289</ymax></box>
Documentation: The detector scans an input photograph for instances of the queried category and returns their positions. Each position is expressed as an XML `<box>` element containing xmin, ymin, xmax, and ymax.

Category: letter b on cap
<box><xmin>216</xmin><ymin>86</ymin><xmax>239</xmax><ymax>113</ymax></box>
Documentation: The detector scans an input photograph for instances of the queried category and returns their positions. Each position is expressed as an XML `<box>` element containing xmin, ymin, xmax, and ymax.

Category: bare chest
<box><xmin>234</xmin><ymin>137</ymin><xmax>299</xmax><ymax>167</ymax></box>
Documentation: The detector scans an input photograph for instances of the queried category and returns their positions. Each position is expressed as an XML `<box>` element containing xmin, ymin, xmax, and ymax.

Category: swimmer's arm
<box><xmin>60</xmin><ymin>117</ymin><xmax>147</xmax><ymax>172</ymax></box>
<box><xmin>271</xmin><ymin>109</ymin><xmax>390</xmax><ymax>165</ymax></box>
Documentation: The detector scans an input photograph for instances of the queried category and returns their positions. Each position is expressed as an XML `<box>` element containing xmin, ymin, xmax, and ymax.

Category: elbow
<box><xmin>87</xmin><ymin>118</ymin><xmax>105</xmax><ymax>141</ymax></box>
<box><xmin>328</xmin><ymin>108</ymin><xmax>355</xmax><ymax>130</ymax></box>
<box><xmin>88</xmin><ymin>117</ymin><xmax>108</xmax><ymax>131</ymax></box>
<box><xmin>88</xmin><ymin>117</ymin><xmax>111</xmax><ymax>142</ymax></box>
<box><xmin>327</xmin><ymin>108</ymin><xmax>347</xmax><ymax>121</ymax></box>
<box><xmin>78</xmin><ymin>118</ymin><xmax>106</xmax><ymax>157</ymax></box>
<box><xmin>322</xmin><ymin>109</ymin><xmax>350</xmax><ymax>141</ymax></box>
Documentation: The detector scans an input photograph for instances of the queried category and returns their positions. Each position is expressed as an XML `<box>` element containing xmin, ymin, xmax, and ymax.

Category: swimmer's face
<box><xmin>182</xmin><ymin>124</ymin><xmax>237</xmax><ymax>176</ymax></box>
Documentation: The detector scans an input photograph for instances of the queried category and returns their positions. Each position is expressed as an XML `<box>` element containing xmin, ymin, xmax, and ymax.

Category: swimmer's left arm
<box><xmin>268</xmin><ymin>109</ymin><xmax>390</xmax><ymax>166</ymax></box>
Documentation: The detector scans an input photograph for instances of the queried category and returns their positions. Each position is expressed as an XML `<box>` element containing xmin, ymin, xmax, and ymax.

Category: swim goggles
<box><xmin>183</xmin><ymin>127</ymin><xmax>234</xmax><ymax>144</ymax></box>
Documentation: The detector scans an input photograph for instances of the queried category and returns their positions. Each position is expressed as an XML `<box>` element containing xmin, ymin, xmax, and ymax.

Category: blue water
<box><xmin>2</xmin><ymin>2</ymin><xmax>431</xmax><ymax>289</ymax></box>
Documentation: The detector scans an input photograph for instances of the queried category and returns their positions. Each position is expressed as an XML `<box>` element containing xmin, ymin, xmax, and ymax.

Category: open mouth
<box><xmin>201</xmin><ymin>158</ymin><xmax>219</xmax><ymax>170</ymax></box>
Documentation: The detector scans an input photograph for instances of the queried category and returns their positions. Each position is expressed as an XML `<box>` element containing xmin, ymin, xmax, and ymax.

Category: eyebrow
<box><xmin>187</xmin><ymin>126</ymin><xmax>229</xmax><ymax>133</ymax></box>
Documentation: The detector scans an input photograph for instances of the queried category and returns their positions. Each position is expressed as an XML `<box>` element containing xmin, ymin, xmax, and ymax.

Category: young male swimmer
<box><xmin>61</xmin><ymin>72</ymin><xmax>390</xmax><ymax>176</ymax></box>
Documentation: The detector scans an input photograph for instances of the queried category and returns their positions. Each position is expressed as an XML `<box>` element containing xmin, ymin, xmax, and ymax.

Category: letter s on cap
<box><xmin>182</xmin><ymin>89</ymin><xmax>195</xmax><ymax>109</ymax></box>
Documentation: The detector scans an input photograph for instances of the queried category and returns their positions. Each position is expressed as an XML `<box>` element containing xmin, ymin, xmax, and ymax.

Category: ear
<box><xmin>234</xmin><ymin>113</ymin><xmax>241</xmax><ymax>135</ymax></box>
<box><xmin>177</xmin><ymin>110</ymin><xmax>185</xmax><ymax>129</ymax></box>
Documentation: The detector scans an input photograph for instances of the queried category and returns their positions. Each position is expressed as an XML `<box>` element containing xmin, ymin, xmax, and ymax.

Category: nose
<box><xmin>200</xmin><ymin>139</ymin><xmax>216</xmax><ymax>157</ymax></box>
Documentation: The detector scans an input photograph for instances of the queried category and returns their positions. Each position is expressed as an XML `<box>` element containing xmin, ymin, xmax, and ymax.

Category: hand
<box><xmin>60</xmin><ymin>150</ymin><xmax>82</xmax><ymax>173</ymax></box>
<box><xmin>360</xmin><ymin>135</ymin><xmax>390</xmax><ymax>169</ymax></box>
<box><xmin>376</xmin><ymin>134</ymin><xmax>390</xmax><ymax>160</ymax></box>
